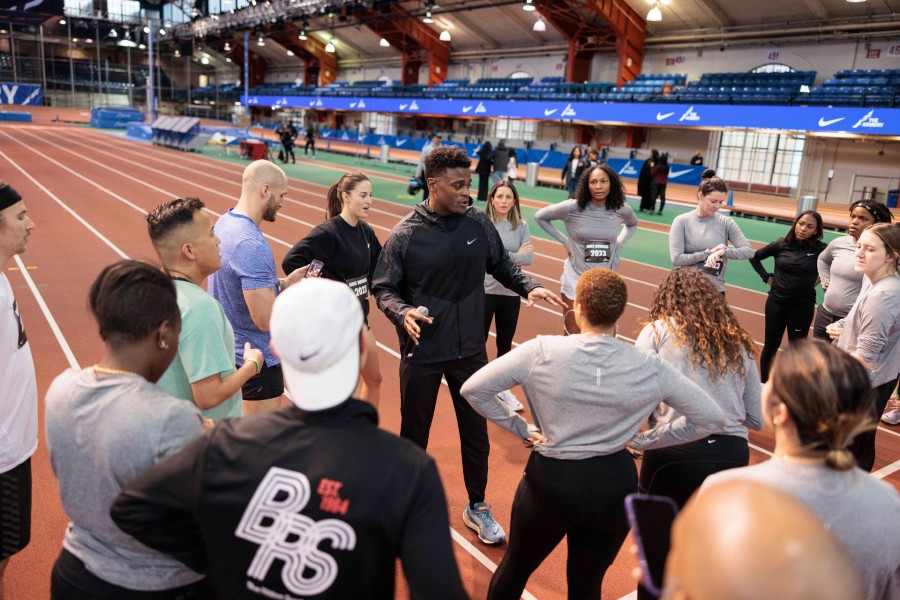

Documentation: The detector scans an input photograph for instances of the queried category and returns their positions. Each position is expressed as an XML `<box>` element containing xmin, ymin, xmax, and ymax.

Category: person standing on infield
<box><xmin>372</xmin><ymin>145</ymin><xmax>562</xmax><ymax>546</ymax></box>
<box><xmin>208</xmin><ymin>161</ymin><xmax>305</xmax><ymax>415</ymax></box>
<box><xmin>0</xmin><ymin>181</ymin><xmax>36</xmax><ymax>599</ymax></box>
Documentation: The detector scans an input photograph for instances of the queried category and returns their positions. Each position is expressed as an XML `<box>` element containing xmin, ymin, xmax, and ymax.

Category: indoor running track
<box><xmin>3</xmin><ymin>123</ymin><xmax>898</xmax><ymax>600</ymax></box>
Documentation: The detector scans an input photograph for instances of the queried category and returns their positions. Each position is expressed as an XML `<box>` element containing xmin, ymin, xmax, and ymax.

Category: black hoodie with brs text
<box><xmin>372</xmin><ymin>201</ymin><xmax>541</xmax><ymax>364</ymax></box>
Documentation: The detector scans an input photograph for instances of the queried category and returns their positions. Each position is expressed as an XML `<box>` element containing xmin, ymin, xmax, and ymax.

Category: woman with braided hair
<box><xmin>706</xmin><ymin>340</ymin><xmax>900</xmax><ymax>600</ymax></box>
<box><xmin>635</xmin><ymin>267</ymin><xmax>762</xmax><ymax>508</ymax></box>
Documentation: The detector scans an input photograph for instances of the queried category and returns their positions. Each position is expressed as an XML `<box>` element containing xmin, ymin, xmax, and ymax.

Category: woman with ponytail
<box><xmin>705</xmin><ymin>340</ymin><xmax>900</xmax><ymax>600</ymax></box>
<box><xmin>282</xmin><ymin>172</ymin><xmax>384</xmax><ymax>408</ymax></box>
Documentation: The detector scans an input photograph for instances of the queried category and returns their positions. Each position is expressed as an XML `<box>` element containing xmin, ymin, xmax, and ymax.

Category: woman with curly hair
<box><xmin>535</xmin><ymin>164</ymin><xmax>638</xmax><ymax>334</ymax></box>
<box><xmin>750</xmin><ymin>210</ymin><xmax>827</xmax><ymax>382</ymax></box>
<box><xmin>814</xmin><ymin>200</ymin><xmax>894</xmax><ymax>340</ymax></box>
<box><xmin>461</xmin><ymin>268</ymin><xmax>725</xmax><ymax>600</ymax></box>
<box><xmin>635</xmin><ymin>267</ymin><xmax>763</xmax><ymax>508</ymax></box>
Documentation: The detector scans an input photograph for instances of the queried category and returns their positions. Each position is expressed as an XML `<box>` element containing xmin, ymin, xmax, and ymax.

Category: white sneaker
<box><xmin>497</xmin><ymin>390</ymin><xmax>524</xmax><ymax>412</ymax></box>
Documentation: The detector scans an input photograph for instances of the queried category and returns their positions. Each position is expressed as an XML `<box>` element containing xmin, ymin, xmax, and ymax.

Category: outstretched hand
<box><xmin>527</xmin><ymin>287</ymin><xmax>564</xmax><ymax>308</ymax></box>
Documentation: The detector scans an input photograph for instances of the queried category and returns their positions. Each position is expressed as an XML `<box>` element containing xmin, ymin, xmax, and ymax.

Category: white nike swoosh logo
<box><xmin>707</xmin><ymin>439</ymin><xmax>716</xmax><ymax>444</ymax></box>
<box><xmin>462</xmin><ymin>106</ymin><xmax>473</xmax><ymax>113</ymax></box>
<box><xmin>399</xmin><ymin>104</ymin><xmax>409</xmax><ymax>110</ymax></box>
<box><xmin>807</xmin><ymin>253</ymin><xmax>816</xmax><ymax>256</ymax></box>
<box><xmin>467</xmin><ymin>238</ymin><xmax>477</xmax><ymax>245</ymax></box>
<box><xmin>656</xmin><ymin>112</ymin><xmax>674</xmax><ymax>120</ymax></box>
<box><xmin>818</xmin><ymin>117</ymin><xmax>844</xmax><ymax>127</ymax></box>
<box><xmin>544</xmin><ymin>109</ymin><xmax>558</xmax><ymax>116</ymax></box>
<box><xmin>668</xmin><ymin>168</ymin><xmax>693</xmax><ymax>177</ymax></box>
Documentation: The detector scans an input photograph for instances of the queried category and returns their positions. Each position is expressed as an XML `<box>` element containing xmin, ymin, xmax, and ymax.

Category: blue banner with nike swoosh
<box><xmin>245</xmin><ymin>94</ymin><xmax>900</xmax><ymax>136</ymax></box>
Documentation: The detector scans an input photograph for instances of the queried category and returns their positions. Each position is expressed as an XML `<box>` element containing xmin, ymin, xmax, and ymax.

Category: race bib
<box><xmin>346</xmin><ymin>275</ymin><xmax>369</xmax><ymax>298</ymax></box>
<box><xmin>585</xmin><ymin>241</ymin><xmax>612</xmax><ymax>263</ymax></box>
<box><xmin>701</xmin><ymin>260</ymin><xmax>724</xmax><ymax>277</ymax></box>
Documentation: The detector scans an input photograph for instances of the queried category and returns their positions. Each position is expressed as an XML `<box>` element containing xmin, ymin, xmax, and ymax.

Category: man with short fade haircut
<box><xmin>208</xmin><ymin>160</ymin><xmax>305</xmax><ymax>415</ymax></box>
<box><xmin>661</xmin><ymin>480</ymin><xmax>864</xmax><ymax>600</ymax></box>
<box><xmin>112</xmin><ymin>278</ymin><xmax>468</xmax><ymax>600</ymax></box>
<box><xmin>147</xmin><ymin>197</ymin><xmax>265</xmax><ymax>421</ymax></box>
<box><xmin>372</xmin><ymin>145</ymin><xmax>562</xmax><ymax>546</ymax></box>
<box><xmin>0</xmin><ymin>181</ymin><xmax>36</xmax><ymax>599</ymax></box>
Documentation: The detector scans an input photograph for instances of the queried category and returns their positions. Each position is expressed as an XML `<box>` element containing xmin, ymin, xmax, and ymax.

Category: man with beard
<box><xmin>209</xmin><ymin>161</ymin><xmax>305</xmax><ymax>415</ymax></box>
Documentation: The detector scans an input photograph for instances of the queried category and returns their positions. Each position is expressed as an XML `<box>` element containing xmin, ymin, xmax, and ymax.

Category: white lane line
<box><xmin>878</xmin><ymin>426</ymin><xmax>900</xmax><ymax>438</ymax></box>
<box><xmin>1</xmin><ymin>129</ymin><xmax>531</xmax><ymax>589</ymax></box>
<box><xmin>748</xmin><ymin>442</ymin><xmax>774</xmax><ymax>457</ymax></box>
<box><xmin>449</xmin><ymin>529</ymin><xmax>539</xmax><ymax>600</ymax></box>
<box><xmin>13</xmin><ymin>255</ymin><xmax>80</xmax><ymax>369</ymax></box>
<box><xmin>873</xmin><ymin>458</ymin><xmax>900</xmax><ymax>480</ymax></box>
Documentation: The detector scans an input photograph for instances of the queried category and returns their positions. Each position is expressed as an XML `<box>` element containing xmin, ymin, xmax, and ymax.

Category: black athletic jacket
<box><xmin>111</xmin><ymin>401</ymin><xmax>468</xmax><ymax>600</ymax></box>
<box><xmin>372</xmin><ymin>201</ymin><xmax>541</xmax><ymax>364</ymax></box>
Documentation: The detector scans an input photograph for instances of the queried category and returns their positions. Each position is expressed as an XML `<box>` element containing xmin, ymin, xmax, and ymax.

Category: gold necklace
<box><xmin>93</xmin><ymin>365</ymin><xmax>140</xmax><ymax>377</ymax></box>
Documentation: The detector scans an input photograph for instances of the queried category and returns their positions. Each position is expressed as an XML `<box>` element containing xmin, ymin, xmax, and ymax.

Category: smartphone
<box><xmin>306</xmin><ymin>259</ymin><xmax>324</xmax><ymax>278</ymax></box>
<box><xmin>625</xmin><ymin>493</ymin><xmax>679</xmax><ymax>598</ymax></box>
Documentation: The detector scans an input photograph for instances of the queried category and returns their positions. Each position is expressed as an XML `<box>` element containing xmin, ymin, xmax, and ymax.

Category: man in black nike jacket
<box><xmin>111</xmin><ymin>278</ymin><xmax>468</xmax><ymax>600</ymax></box>
<box><xmin>372</xmin><ymin>145</ymin><xmax>562</xmax><ymax>546</ymax></box>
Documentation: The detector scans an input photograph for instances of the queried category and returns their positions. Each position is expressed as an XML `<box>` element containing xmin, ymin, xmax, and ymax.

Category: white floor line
<box><xmin>13</xmin><ymin>255</ymin><xmax>80</xmax><ymax>370</ymax></box>
<box><xmin>449</xmin><ymin>529</ymin><xmax>539</xmax><ymax>600</ymax></box>
<box><xmin>872</xmin><ymin>458</ymin><xmax>900</xmax><ymax>480</ymax></box>
<box><xmin>748</xmin><ymin>442</ymin><xmax>775</xmax><ymax>457</ymax></box>
<box><xmin>0</xmin><ymin>135</ymin><xmax>531</xmax><ymax>590</ymax></box>
<box><xmin>878</xmin><ymin>426</ymin><xmax>900</xmax><ymax>438</ymax></box>
<box><xmin>616</xmin><ymin>592</ymin><xmax>638</xmax><ymax>600</ymax></box>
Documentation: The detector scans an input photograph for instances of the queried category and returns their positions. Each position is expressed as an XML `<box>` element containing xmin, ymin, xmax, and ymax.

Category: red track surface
<box><xmin>3</xmin><ymin>123</ymin><xmax>898</xmax><ymax>600</ymax></box>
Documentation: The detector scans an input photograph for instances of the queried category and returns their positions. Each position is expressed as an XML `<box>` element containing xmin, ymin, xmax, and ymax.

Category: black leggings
<box><xmin>638</xmin><ymin>434</ymin><xmax>750</xmax><ymax>509</ymax></box>
<box><xmin>759</xmin><ymin>296</ymin><xmax>815</xmax><ymax>382</ymax></box>
<box><xmin>51</xmin><ymin>549</ymin><xmax>213</xmax><ymax>600</ymax></box>
<box><xmin>281</xmin><ymin>142</ymin><xmax>294</xmax><ymax>162</ymax></box>
<box><xmin>649</xmin><ymin>181</ymin><xmax>667</xmax><ymax>212</ymax></box>
<box><xmin>812</xmin><ymin>304</ymin><xmax>844</xmax><ymax>341</ymax></box>
<box><xmin>489</xmin><ymin>451</ymin><xmax>637</xmax><ymax>600</ymax></box>
<box><xmin>849</xmin><ymin>377</ymin><xmax>898</xmax><ymax>472</ymax></box>
<box><xmin>478</xmin><ymin>173</ymin><xmax>491</xmax><ymax>202</ymax></box>
<box><xmin>484</xmin><ymin>294</ymin><xmax>521</xmax><ymax>358</ymax></box>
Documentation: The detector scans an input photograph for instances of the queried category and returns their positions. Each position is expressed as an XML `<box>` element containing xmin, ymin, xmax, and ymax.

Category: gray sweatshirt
<box><xmin>818</xmin><ymin>235</ymin><xmax>865</xmax><ymax>316</ymax></box>
<box><xmin>669</xmin><ymin>210</ymin><xmax>755</xmax><ymax>291</ymax></box>
<box><xmin>45</xmin><ymin>369</ymin><xmax>205</xmax><ymax>591</ymax></box>
<box><xmin>460</xmin><ymin>334</ymin><xmax>727</xmax><ymax>459</ymax></box>
<box><xmin>706</xmin><ymin>457</ymin><xmax>900</xmax><ymax>600</ymax></box>
<box><xmin>484</xmin><ymin>219</ymin><xmax>533</xmax><ymax>297</ymax></box>
<box><xmin>836</xmin><ymin>274</ymin><xmax>900</xmax><ymax>387</ymax></box>
<box><xmin>534</xmin><ymin>199</ymin><xmax>638</xmax><ymax>273</ymax></box>
<box><xmin>635</xmin><ymin>319</ymin><xmax>763</xmax><ymax>439</ymax></box>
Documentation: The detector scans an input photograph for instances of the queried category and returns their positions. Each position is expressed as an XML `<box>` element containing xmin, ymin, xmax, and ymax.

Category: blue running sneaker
<box><xmin>463</xmin><ymin>502</ymin><xmax>506</xmax><ymax>545</ymax></box>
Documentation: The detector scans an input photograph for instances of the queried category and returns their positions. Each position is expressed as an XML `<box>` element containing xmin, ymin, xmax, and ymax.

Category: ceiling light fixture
<box><xmin>423</xmin><ymin>11</ymin><xmax>433</xmax><ymax>23</ymax></box>
<box><xmin>845</xmin><ymin>0</ymin><xmax>866</xmax><ymax>3</ymax></box>
<box><xmin>72</xmin><ymin>37</ymin><xmax>78</xmax><ymax>42</ymax></box>
<box><xmin>439</xmin><ymin>29</ymin><xmax>451</xmax><ymax>41</ymax></box>
<box><xmin>201</xmin><ymin>56</ymin><xmax>210</xmax><ymax>64</ymax></box>
<box><xmin>138</xmin><ymin>43</ymin><xmax>146</xmax><ymax>49</ymax></box>
<box><xmin>298</xmin><ymin>30</ymin><xmax>307</xmax><ymax>39</ymax></box>
<box><xmin>225</xmin><ymin>57</ymin><xmax>232</xmax><ymax>62</ymax></box>
<box><xmin>223</xmin><ymin>41</ymin><xmax>231</xmax><ymax>51</ymax></box>
<box><xmin>523</xmin><ymin>0</ymin><xmax>536</xmax><ymax>11</ymax></box>
<box><xmin>533</xmin><ymin>16</ymin><xmax>546</xmax><ymax>31</ymax></box>
<box><xmin>143</xmin><ymin>25</ymin><xmax>150</xmax><ymax>33</ymax></box>
<box><xmin>325</xmin><ymin>38</ymin><xmax>336</xmax><ymax>52</ymax></box>
<box><xmin>257</xmin><ymin>35</ymin><xmax>265</xmax><ymax>45</ymax></box>
<box><xmin>108</xmin><ymin>28</ymin><xmax>117</xmax><ymax>37</ymax></box>
<box><xmin>59</xmin><ymin>17</ymin><xmax>66</xmax><ymax>24</ymax></box>
<box><xmin>158</xmin><ymin>27</ymin><xmax>166</xmax><ymax>35</ymax></box>
<box><xmin>287</xmin><ymin>50</ymin><xmax>294</xmax><ymax>55</ymax></box>
<box><xmin>379</xmin><ymin>37</ymin><xmax>390</xmax><ymax>47</ymax></box>
<box><xmin>646</xmin><ymin>1</ymin><xmax>662</xmax><ymax>21</ymax></box>
<box><xmin>118</xmin><ymin>30</ymin><xmax>136</xmax><ymax>47</ymax></box>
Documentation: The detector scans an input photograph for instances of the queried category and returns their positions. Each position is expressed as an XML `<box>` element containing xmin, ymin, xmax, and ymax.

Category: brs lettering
<box><xmin>235</xmin><ymin>468</ymin><xmax>357</xmax><ymax>596</ymax></box>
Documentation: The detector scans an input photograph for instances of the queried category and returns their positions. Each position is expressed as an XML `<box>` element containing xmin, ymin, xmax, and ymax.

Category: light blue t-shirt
<box><xmin>157</xmin><ymin>279</ymin><xmax>243</xmax><ymax>421</ymax></box>
<box><xmin>208</xmin><ymin>209</ymin><xmax>279</xmax><ymax>367</ymax></box>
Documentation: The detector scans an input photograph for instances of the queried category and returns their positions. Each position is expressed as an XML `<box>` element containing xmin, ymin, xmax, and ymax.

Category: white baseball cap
<box><xmin>270</xmin><ymin>278</ymin><xmax>363</xmax><ymax>411</ymax></box>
